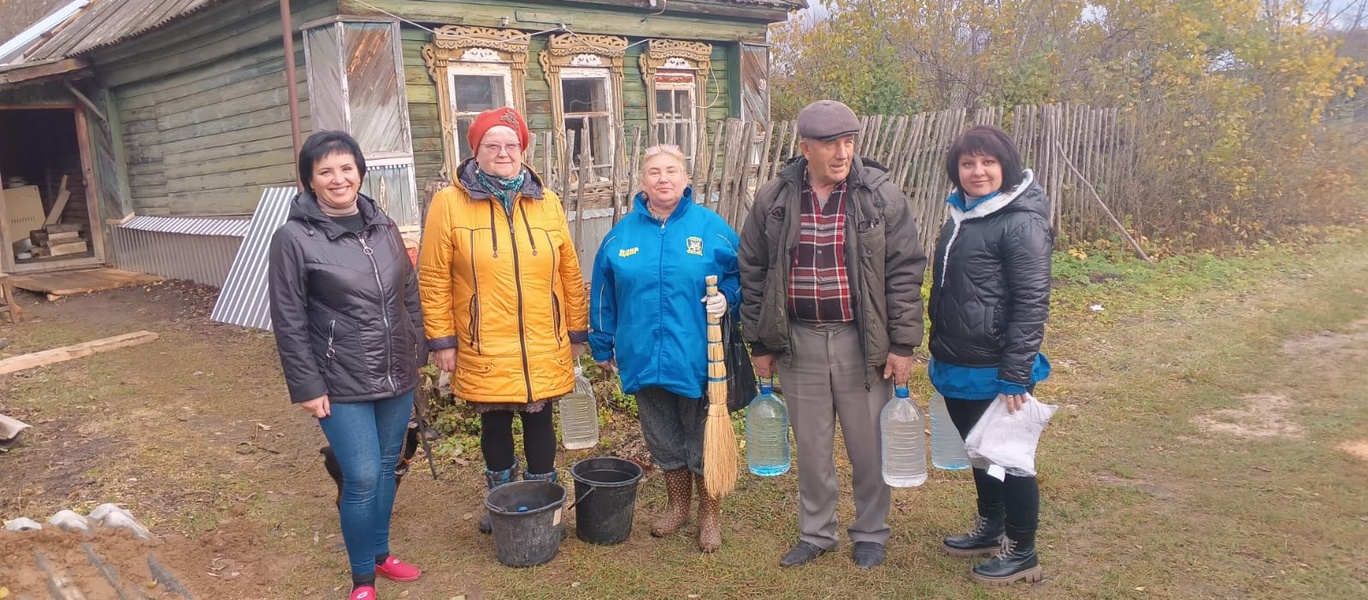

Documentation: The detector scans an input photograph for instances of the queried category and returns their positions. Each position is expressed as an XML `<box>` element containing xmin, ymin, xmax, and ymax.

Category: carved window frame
<box><xmin>641</xmin><ymin>40</ymin><xmax>712</xmax><ymax>163</ymax></box>
<box><xmin>423</xmin><ymin>26</ymin><xmax>530</xmax><ymax>179</ymax></box>
<box><xmin>540</xmin><ymin>33</ymin><xmax>627</xmax><ymax>178</ymax></box>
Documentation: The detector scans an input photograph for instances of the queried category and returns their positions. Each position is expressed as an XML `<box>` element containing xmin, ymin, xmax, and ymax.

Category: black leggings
<box><xmin>944</xmin><ymin>396</ymin><xmax>1040</xmax><ymax>544</ymax></box>
<box><xmin>481</xmin><ymin>408</ymin><xmax>556</xmax><ymax>475</ymax></box>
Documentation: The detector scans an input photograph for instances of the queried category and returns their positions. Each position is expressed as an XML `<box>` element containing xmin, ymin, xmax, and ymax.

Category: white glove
<box><xmin>702</xmin><ymin>293</ymin><xmax>727</xmax><ymax>318</ymax></box>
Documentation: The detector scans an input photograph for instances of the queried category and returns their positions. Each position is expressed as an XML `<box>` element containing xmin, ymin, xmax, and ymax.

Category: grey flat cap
<box><xmin>796</xmin><ymin>100</ymin><xmax>860</xmax><ymax>141</ymax></box>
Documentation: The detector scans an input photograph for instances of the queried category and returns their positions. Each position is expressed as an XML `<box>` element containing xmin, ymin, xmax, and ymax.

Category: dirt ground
<box><xmin>0</xmin><ymin>281</ymin><xmax>311</xmax><ymax>598</ymax></box>
<box><xmin>0</xmin><ymin>281</ymin><xmax>650</xmax><ymax>599</ymax></box>
<box><xmin>3</xmin><ymin>237</ymin><xmax>1368</xmax><ymax>599</ymax></box>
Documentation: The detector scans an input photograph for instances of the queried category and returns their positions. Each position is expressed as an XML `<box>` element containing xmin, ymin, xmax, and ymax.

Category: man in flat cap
<box><xmin>738</xmin><ymin>100</ymin><xmax>926</xmax><ymax>569</ymax></box>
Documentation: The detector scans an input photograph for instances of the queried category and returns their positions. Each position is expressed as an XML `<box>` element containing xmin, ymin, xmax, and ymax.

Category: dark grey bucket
<box><xmin>485</xmin><ymin>480</ymin><xmax>566</xmax><ymax>567</ymax></box>
<box><xmin>569</xmin><ymin>457</ymin><xmax>643</xmax><ymax>545</ymax></box>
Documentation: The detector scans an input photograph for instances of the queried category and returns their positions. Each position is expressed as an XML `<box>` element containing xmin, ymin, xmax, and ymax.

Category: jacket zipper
<box><xmin>358</xmin><ymin>233</ymin><xmax>397</xmax><ymax>394</ymax></box>
<box><xmin>505</xmin><ymin>204</ymin><xmax>535</xmax><ymax>403</ymax></box>
<box><xmin>468</xmin><ymin>230</ymin><xmax>483</xmax><ymax>354</ymax></box>
<box><xmin>326</xmin><ymin>319</ymin><xmax>337</xmax><ymax>369</ymax></box>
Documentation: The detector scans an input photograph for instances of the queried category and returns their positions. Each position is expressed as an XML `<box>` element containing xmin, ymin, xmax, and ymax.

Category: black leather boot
<box><xmin>970</xmin><ymin>533</ymin><xmax>1043</xmax><ymax>585</ymax></box>
<box><xmin>942</xmin><ymin>514</ymin><xmax>1005</xmax><ymax>557</ymax></box>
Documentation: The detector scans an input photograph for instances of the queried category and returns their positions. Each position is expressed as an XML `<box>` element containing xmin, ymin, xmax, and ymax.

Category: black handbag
<box><xmin>722</xmin><ymin>310</ymin><xmax>758</xmax><ymax>413</ymax></box>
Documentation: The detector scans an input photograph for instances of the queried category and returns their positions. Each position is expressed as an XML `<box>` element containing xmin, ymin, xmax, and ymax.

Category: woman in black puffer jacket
<box><xmin>927</xmin><ymin>125</ymin><xmax>1053</xmax><ymax>586</ymax></box>
<box><xmin>268</xmin><ymin>131</ymin><xmax>425</xmax><ymax>600</ymax></box>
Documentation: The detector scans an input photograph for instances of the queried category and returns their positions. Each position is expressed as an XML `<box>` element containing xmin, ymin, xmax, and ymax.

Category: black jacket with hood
<box><xmin>928</xmin><ymin>169</ymin><xmax>1053</xmax><ymax>387</ymax></box>
<box><xmin>267</xmin><ymin>192</ymin><xmax>424</xmax><ymax>403</ymax></box>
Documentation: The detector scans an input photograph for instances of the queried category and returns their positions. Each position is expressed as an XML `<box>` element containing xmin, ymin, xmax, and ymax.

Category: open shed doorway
<box><xmin>0</xmin><ymin>106</ymin><xmax>103</xmax><ymax>274</ymax></box>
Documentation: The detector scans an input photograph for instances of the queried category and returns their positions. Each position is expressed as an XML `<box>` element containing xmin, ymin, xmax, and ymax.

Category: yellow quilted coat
<box><xmin>418</xmin><ymin>164</ymin><xmax>588</xmax><ymax>405</ymax></box>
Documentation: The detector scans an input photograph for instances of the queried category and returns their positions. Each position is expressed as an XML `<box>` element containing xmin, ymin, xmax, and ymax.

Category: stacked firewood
<box><xmin>28</xmin><ymin>223</ymin><xmax>88</xmax><ymax>258</ymax></box>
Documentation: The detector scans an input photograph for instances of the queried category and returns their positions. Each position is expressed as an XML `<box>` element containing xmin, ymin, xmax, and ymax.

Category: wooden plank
<box><xmin>0</xmin><ymin>331</ymin><xmax>160</xmax><ymax>376</ymax></box>
<box><xmin>44</xmin><ymin>223</ymin><xmax>85</xmax><ymax>233</ymax></box>
<box><xmin>47</xmin><ymin>240</ymin><xmax>90</xmax><ymax>257</ymax></box>
<box><xmin>44</xmin><ymin>175</ymin><xmax>71</xmax><ymax>225</ymax></box>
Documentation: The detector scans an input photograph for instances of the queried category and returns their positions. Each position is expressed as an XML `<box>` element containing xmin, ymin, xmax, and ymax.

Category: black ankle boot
<box><xmin>942</xmin><ymin>514</ymin><xmax>1004</xmax><ymax>557</ymax></box>
<box><xmin>970</xmin><ymin>534</ymin><xmax>1042</xmax><ymax>586</ymax></box>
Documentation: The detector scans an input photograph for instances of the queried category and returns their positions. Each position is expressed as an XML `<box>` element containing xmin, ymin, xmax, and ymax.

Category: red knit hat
<box><xmin>467</xmin><ymin>107</ymin><xmax>530</xmax><ymax>153</ymax></box>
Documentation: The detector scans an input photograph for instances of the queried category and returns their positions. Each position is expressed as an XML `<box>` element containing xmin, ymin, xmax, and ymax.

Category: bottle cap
<box><xmin>894</xmin><ymin>384</ymin><xmax>910</xmax><ymax>399</ymax></box>
<box><xmin>759</xmin><ymin>382</ymin><xmax>773</xmax><ymax>395</ymax></box>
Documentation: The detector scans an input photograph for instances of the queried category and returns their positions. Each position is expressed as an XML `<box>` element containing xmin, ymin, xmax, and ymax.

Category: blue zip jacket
<box><xmin>590</xmin><ymin>187</ymin><xmax>741</xmax><ymax>398</ymax></box>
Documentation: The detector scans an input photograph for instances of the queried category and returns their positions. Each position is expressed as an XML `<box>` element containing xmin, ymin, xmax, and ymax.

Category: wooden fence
<box><xmin>440</xmin><ymin>104</ymin><xmax>1139</xmax><ymax>263</ymax></box>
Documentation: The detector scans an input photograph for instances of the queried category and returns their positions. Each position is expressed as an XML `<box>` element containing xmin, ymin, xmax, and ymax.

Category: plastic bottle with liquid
<box><xmin>559</xmin><ymin>364</ymin><xmax>599</xmax><ymax>450</ymax></box>
<box><xmin>930</xmin><ymin>392</ymin><xmax>972</xmax><ymax>470</ymax></box>
<box><xmin>745</xmin><ymin>380</ymin><xmax>791</xmax><ymax>476</ymax></box>
<box><xmin>881</xmin><ymin>384</ymin><xmax>928</xmax><ymax>487</ymax></box>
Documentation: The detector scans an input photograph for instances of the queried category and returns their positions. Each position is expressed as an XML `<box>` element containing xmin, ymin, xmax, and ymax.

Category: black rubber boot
<box><xmin>970</xmin><ymin>533</ymin><xmax>1043</xmax><ymax>585</ymax></box>
<box><xmin>941</xmin><ymin>514</ymin><xmax>1005</xmax><ymax>557</ymax></box>
<box><xmin>479</xmin><ymin>458</ymin><xmax>521</xmax><ymax>534</ymax></box>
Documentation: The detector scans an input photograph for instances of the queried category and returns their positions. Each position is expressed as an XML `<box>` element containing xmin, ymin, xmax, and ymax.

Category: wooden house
<box><xmin>0</xmin><ymin>0</ymin><xmax>801</xmax><ymax>285</ymax></box>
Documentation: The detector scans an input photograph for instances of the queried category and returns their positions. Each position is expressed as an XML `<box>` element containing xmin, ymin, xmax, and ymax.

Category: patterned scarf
<box><xmin>476</xmin><ymin>168</ymin><xmax>527</xmax><ymax>216</ymax></box>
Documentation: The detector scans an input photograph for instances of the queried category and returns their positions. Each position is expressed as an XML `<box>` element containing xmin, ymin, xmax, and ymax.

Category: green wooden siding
<box><xmin>97</xmin><ymin>0</ymin><xmax>330</xmax><ymax>216</ymax></box>
<box><xmin>344</xmin><ymin>0</ymin><xmax>772</xmax><ymax>41</ymax></box>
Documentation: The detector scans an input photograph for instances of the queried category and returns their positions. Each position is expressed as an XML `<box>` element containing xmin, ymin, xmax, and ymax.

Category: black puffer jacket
<box><xmin>928</xmin><ymin>169</ymin><xmax>1052</xmax><ymax>386</ymax></box>
<box><xmin>268</xmin><ymin>192</ymin><xmax>424</xmax><ymax>403</ymax></box>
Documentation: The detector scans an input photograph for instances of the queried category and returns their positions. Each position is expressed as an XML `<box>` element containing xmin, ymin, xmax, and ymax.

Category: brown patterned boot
<box><xmin>650</xmin><ymin>469</ymin><xmax>693</xmax><ymax>537</ymax></box>
<box><xmin>696</xmin><ymin>473</ymin><xmax>721</xmax><ymax>553</ymax></box>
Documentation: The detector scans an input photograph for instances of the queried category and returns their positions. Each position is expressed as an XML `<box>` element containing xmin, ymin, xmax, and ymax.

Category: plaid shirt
<box><xmin>788</xmin><ymin>174</ymin><xmax>855</xmax><ymax>323</ymax></box>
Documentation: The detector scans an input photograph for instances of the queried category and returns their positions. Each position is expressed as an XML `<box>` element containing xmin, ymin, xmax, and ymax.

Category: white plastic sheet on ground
<box><xmin>964</xmin><ymin>394</ymin><xmax>1058</xmax><ymax>479</ymax></box>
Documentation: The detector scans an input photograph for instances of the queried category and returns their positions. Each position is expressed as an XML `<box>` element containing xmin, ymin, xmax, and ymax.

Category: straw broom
<box><xmin>703</xmin><ymin>275</ymin><xmax>738</xmax><ymax>499</ymax></box>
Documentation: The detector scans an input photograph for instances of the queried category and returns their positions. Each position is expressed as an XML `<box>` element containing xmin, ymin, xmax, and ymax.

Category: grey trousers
<box><xmin>635</xmin><ymin>386</ymin><xmax>707</xmax><ymax>475</ymax></box>
<box><xmin>777</xmin><ymin>321</ymin><xmax>893</xmax><ymax>548</ymax></box>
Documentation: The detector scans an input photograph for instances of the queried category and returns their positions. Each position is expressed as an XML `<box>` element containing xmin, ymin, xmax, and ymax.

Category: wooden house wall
<box><xmin>91</xmin><ymin>0</ymin><xmax>332</xmax><ymax>216</ymax></box>
<box><xmin>402</xmin><ymin>27</ymin><xmax>759</xmax><ymax>184</ymax></box>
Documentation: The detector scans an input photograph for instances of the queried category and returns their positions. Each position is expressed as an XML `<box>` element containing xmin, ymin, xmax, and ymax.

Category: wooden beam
<box><xmin>0</xmin><ymin>331</ymin><xmax>160</xmax><ymax>376</ymax></box>
<box><xmin>0</xmin><ymin>58</ymin><xmax>90</xmax><ymax>85</ymax></box>
<box><xmin>45</xmin><ymin>174</ymin><xmax>71</xmax><ymax>225</ymax></box>
<box><xmin>61</xmin><ymin>80</ymin><xmax>108</xmax><ymax>123</ymax></box>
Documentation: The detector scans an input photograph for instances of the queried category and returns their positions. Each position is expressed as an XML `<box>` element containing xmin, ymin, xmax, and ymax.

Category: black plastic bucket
<box><xmin>569</xmin><ymin>457</ymin><xmax>643</xmax><ymax>545</ymax></box>
<box><xmin>485</xmin><ymin>480</ymin><xmax>566</xmax><ymax>567</ymax></box>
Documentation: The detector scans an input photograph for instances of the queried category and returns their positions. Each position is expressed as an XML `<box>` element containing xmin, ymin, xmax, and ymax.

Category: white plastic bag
<box><xmin>964</xmin><ymin>394</ymin><xmax>1058</xmax><ymax>478</ymax></box>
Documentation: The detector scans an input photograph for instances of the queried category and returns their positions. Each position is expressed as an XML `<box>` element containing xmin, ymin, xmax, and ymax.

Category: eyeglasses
<box><xmin>481</xmin><ymin>143</ymin><xmax>522</xmax><ymax>155</ymax></box>
<box><xmin>644</xmin><ymin>144</ymin><xmax>682</xmax><ymax>157</ymax></box>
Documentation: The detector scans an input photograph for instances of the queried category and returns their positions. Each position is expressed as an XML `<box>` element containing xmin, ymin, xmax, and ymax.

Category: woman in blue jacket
<box><xmin>590</xmin><ymin>144</ymin><xmax>740</xmax><ymax>553</ymax></box>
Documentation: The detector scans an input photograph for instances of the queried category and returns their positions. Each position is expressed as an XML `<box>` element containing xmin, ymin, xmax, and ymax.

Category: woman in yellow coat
<box><xmin>418</xmin><ymin>107</ymin><xmax>588</xmax><ymax>533</ymax></box>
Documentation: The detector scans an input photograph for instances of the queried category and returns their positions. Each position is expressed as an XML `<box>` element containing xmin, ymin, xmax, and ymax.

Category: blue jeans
<box><xmin>317</xmin><ymin>390</ymin><xmax>415</xmax><ymax>577</ymax></box>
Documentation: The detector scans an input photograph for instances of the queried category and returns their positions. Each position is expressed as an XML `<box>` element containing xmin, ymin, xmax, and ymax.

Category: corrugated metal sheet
<box><xmin>110</xmin><ymin>226</ymin><xmax>243</xmax><ymax>287</ymax></box>
<box><xmin>121</xmin><ymin>215</ymin><xmax>250</xmax><ymax>237</ymax></box>
<box><xmin>19</xmin><ymin>0</ymin><xmax>220</xmax><ymax>64</ymax></box>
<box><xmin>210</xmin><ymin>187</ymin><xmax>295</xmax><ymax>331</ymax></box>
<box><xmin>0</xmin><ymin>0</ymin><xmax>90</xmax><ymax>65</ymax></box>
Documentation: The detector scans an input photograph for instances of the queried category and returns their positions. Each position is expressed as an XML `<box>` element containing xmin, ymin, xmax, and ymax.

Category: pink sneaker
<box><xmin>375</xmin><ymin>556</ymin><xmax>422</xmax><ymax>582</ymax></box>
<box><xmin>349</xmin><ymin>586</ymin><xmax>377</xmax><ymax>600</ymax></box>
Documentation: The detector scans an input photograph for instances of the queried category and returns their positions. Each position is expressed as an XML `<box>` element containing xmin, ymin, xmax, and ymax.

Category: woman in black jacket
<box><xmin>928</xmin><ymin>125</ymin><xmax>1053</xmax><ymax>586</ymax></box>
<box><xmin>268</xmin><ymin>131</ymin><xmax>425</xmax><ymax>600</ymax></box>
